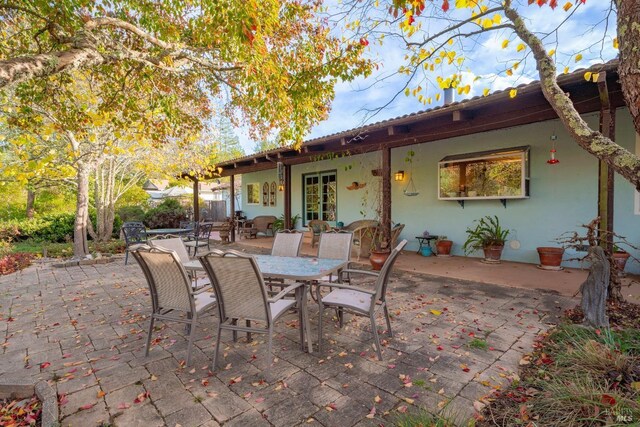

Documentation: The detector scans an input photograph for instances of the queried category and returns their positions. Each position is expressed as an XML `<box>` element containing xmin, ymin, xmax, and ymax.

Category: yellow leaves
<box><xmin>562</xmin><ymin>2</ymin><xmax>572</xmax><ymax>12</ymax></box>
<box><xmin>563</xmin><ymin>66</ymin><xmax>569</xmax><ymax>74</ymax></box>
<box><xmin>574</xmin><ymin>53</ymin><xmax>583</xmax><ymax>62</ymax></box>
<box><xmin>430</xmin><ymin>309</ymin><xmax>442</xmax><ymax>316</ymax></box>
<box><xmin>509</xmin><ymin>89</ymin><xmax>517</xmax><ymax>99</ymax></box>
<box><xmin>584</xmin><ymin>71</ymin><xmax>592</xmax><ymax>81</ymax></box>
<box><xmin>584</xmin><ymin>72</ymin><xmax>599</xmax><ymax>82</ymax></box>
<box><xmin>483</xmin><ymin>88</ymin><xmax>490</xmax><ymax>97</ymax></box>
<box><xmin>492</xmin><ymin>14</ymin><xmax>502</xmax><ymax>25</ymax></box>
<box><xmin>435</xmin><ymin>93</ymin><xmax>441</xmax><ymax>102</ymax></box>
<box><xmin>506</xmin><ymin>69</ymin><xmax>513</xmax><ymax>76</ymax></box>
<box><xmin>501</xmin><ymin>40</ymin><xmax>509</xmax><ymax>49</ymax></box>
<box><xmin>481</xmin><ymin>18</ymin><xmax>494</xmax><ymax>29</ymax></box>
<box><xmin>404</xmin><ymin>87</ymin><xmax>410</xmax><ymax>97</ymax></box>
<box><xmin>516</xmin><ymin>43</ymin><xmax>525</xmax><ymax>52</ymax></box>
<box><xmin>613</xmin><ymin>38</ymin><xmax>619</xmax><ymax>49</ymax></box>
<box><xmin>548</xmin><ymin>49</ymin><xmax>555</xmax><ymax>56</ymax></box>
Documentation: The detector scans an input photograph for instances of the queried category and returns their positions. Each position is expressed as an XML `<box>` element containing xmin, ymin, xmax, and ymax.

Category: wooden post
<box><xmin>381</xmin><ymin>146</ymin><xmax>392</xmax><ymax>247</ymax></box>
<box><xmin>192</xmin><ymin>178</ymin><xmax>200</xmax><ymax>222</ymax></box>
<box><xmin>597</xmin><ymin>73</ymin><xmax>615</xmax><ymax>252</ymax></box>
<box><xmin>284</xmin><ymin>164</ymin><xmax>292</xmax><ymax>229</ymax></box>
<box><xmin>230</xmin><ymin>175</ymin><xmax>236</xmax><ymax>242</ymax></box>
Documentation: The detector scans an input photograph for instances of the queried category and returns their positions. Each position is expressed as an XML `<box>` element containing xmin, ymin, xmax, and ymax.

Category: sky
<box><xmin>237</xmin><ymin>0</ymin><xmax>617</xmax><ymax>154</ymax></box>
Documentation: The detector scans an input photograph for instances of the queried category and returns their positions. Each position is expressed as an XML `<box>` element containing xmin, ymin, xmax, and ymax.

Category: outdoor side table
<box><xmin>415</xmin><ymin>235</ymin><xmax>438</xmax><ymax>254</ymax></box>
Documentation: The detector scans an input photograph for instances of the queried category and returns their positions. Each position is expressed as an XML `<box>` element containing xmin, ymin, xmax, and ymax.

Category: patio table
<box><xmin>146</xmin><ymin>227</ymin><xmax>193</xmax><ymax>238</ymax></box>
<box><xmin>184</xmin><ymin>255</ymin><xmax>347</xmax><ymax>353</ymax></box>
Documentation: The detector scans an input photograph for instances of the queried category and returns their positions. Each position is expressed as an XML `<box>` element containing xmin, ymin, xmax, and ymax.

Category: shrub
<box><xmin>144</xmin><ymin>199</ymin><xmax>187</xmax><ymax>228</ymax></box>
<box><xmin>0</xmin><ymin>253</ymin><xmax>34</xmax><ymax>275</ymax></box>
<box><xmin>117</xmin><ymin>205</ymin><xmax>146</xmax><ymax>223</ymax></box>
<box><xmin>0</xmin><ymin>213</ymin><xmax>75</xmax><ymax>243</ymax></box>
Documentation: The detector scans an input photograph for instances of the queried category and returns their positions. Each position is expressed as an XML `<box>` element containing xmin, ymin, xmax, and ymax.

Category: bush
<box><xmin>0</xmin><ymin>253</ymin><xmax>34</xmax><ymax>275</ymax></box>
<box><xmin>144</xmin><ymin>199</ymin><xmax>187</xmax><ymax>228</ymax></box>
<box><xmin>117</xmin><ymin>205</ymin><xmax>146</xmax><ymax>223</ymax></box>
<box><xmin>0</xmin><ymin>213</ymin><xmax>75</xmax><ymax>243</ymax></box>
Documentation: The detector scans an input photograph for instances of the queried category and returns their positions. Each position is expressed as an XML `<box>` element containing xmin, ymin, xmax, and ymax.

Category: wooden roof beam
<box><xmin>387</xmin><ymin>125</ymin><xmax>410</xmax><ymax>136</ymax></box>
<box><xmin>452</xmin><ymin>110</ymin><xmax>473</xmax><ymax>122</ymax></box>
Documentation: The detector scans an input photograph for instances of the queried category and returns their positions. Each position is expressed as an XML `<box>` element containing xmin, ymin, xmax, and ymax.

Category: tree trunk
<box><xmin>73</xmin><ymin>164</ymin><xmax>90</xmax><ymax>258</ymax></box>
<box><xmin>26</xmin><ymin>189</ymin><xmax>35</xmax><ymax>219</ymax></box>
<box><xmin>616</xmin><ymin>0</ymin><xmax>640</xmax><ymax>138</ymax></box>
<box><xmin>579</xmin><ymin>246</ymin><xmax>610</xmax><ymax>328</ymax></box>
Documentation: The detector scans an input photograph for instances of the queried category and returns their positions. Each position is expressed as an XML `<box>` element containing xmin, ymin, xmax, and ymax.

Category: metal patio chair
<box><xmin>316</xmin><ymin>239</ymin><xmax>408</xmax><ymax>360</ymax></box>
<box><xmin>185</xmin><ymin>222</ymin><xmax>213</xmax><ymax>256</ymax></box>
<box><xmin>131</xmin><ymin>245</ymin><xmax>216</xmax><ymax>366</ymax></box>
<box><xmin>308</xmin><ymin>219</ymin><xmax>332</xmax><ymax>248</ymax></box>
<box><xmin>270</xmin><ymin>229</ymin><xmax>304</xmax><ymax>257</ymax></box>
<box><xmin>149</xmin><ymin>237</ymin><xmax>210</xmax><ymax>289</ymax></box>
<box><xmin>317</xmin><ymin>230</ymin><xmax>353</xmax><ymax>282</ymax></box>
<box><xmin>198</xmin><ymin>251</ymin><xmax>304</xmax><ymax>372</ymax></box>
<box><xmin>122</xmin><ymin>222</ymin><xmax>148</xmax><ymax>265</ymax></box>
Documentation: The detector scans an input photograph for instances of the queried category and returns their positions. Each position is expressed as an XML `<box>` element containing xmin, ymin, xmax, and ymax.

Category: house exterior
<box><xmin>198</xmin><ymin>62</ymin><xmax>640</xmax><ymax>274</ymax></box>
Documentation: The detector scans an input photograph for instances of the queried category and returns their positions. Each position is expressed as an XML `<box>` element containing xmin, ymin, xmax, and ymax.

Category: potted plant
<box><xmin>368</xmin><ymin>226</ymin><xmax>390</xmax><ymax>270</ymax></box>
<box><xmin>612</xmin><ymin>245</ymin><xmax>631</xmax><ymax>275</ymax></box>
<box><xmin>435</xmin><ymin>236</ymin><xmax>453</xmax><ymax>256</ymax></box>
<box><xmin>462</xmin><ymin>215</ymin><xmax>510</xmax><ymax>263</ymax></box>
<box><xmin>536</xmin><ymin>246</ymin><xmax>564</xmax><ymax>270</ymax></box>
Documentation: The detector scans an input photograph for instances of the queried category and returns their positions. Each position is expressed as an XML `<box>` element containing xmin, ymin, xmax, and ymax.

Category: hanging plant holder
<box><xmin>403</xmin><ymin>150</ymin><xmax>419</xmax><ymax>196</ymax></box>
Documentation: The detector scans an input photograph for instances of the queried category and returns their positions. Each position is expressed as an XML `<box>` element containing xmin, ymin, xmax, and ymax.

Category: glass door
<box><xmin>303</xmin><ymin>171</ymin><xmax>337</xmax><ymax>226</ymax></box>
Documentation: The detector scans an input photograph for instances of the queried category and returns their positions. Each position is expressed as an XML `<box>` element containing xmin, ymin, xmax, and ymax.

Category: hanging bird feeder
<box><xmin>547</xmin><ymin>134</ymin><xmax>559</xmax><ymax>165</ymax></box>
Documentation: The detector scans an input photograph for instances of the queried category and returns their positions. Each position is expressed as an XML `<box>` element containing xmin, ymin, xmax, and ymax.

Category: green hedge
<box><xmin>0</xmin><ymin>213</ymin><xmax>76</xmax><ymax>243</ymax></box>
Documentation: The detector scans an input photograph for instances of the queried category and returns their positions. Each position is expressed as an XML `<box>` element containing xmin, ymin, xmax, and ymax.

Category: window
<box><xmin>438</xmin><ymin>146</ymin><xmax>530</xmax><ymax>200</ymax></box>
<box><xmin>246</xmin><ymin>183</ymin><xmax>260</xmax><ymax>205</ymax></box>
<box><xmin>303</xmin><ymin>171</ymin><xmax>337</xmax><ymax>225</ymax></box>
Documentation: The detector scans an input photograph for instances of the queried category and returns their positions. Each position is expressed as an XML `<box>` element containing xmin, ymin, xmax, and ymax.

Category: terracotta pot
<box><xmin>482</xmin><ymin>245</ymin><xmax>504</xmax><ymax>263</ymax></box>
<box><xmin>369</xmin><ymin>250</ymin><xmax>390</xmax><ymax>271</ymax></box>
<box><xmin>613</xmin><ymin>251</ymin><xmax>630</xmax><ymax>273</ymax></box>
<box><xmin>436</xmin><ymin>240</ymin><xmax>453</xmax><ymax>256</ymax></box>
<box><xmin>537</xmin><ymin>247</ymin><xmax>564</xmax><ymax>271</ymax></box>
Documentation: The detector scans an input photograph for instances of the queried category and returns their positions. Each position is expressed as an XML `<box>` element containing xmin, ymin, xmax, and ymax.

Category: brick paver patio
<box><xmin>0</xmin><ymin>246</ymin><xmax>576</xmax><ymax>426</ymax></box>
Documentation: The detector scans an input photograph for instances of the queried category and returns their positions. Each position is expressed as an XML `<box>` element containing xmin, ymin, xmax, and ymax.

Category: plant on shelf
<box><xmin>435</xmin><ymin>235</ymin><xmax>453</xmax><ymax>256</ymax></box>
<box><xmin>462</xmin><ymin>215</ymin><xmax>510</xmax><ymax>263</ymax></box>
<box><xmin>272</xmin><ymin>213</ymin><xmax>301</xmax><ymax>233</ymax></box>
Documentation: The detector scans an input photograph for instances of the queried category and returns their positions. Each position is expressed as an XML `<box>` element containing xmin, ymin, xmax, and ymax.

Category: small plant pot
<box><xmin>420</xmin><ymin>246</ymin><xmax>433</xmax><ymax>257</ymax></box>
<box><xmin>536</xmin><ymin>247</ymin><xmax>564</xmax><ymax>271</ymax></box>
<box><xmin>613</xmin><ymin>251</ymin><xmax>630</xmax><ymax>275</ymax></box>
<box><xmin>435</xmin><ymin>240</ymin><xmax>452</xmax><ymax>256</ymax></box>
<box><xmin>482</xmin><ymin>245</ymin><xmax>504</xmax><ymax>263</ymax></box>
<box><xmin>369</xmin><ymin>250</ymin><xmax>390</xmax><ymax>271</ymax></box>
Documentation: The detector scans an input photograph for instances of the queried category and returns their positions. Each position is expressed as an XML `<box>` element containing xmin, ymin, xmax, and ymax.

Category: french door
<box><xmin>303</xmin><ymin>171</ymin><xmax>337</xmax><ymax>226</ymax></box>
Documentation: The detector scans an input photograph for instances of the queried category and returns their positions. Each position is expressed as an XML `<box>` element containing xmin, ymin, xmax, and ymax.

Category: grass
<box><xmin>467</xmin><ymin>338</ymin><xmax>488</xmax><ymax>350</ymax></box>
<box><xmin>393</xmin><ymin>408</ymin><xmax>465</xmax><ymax>427</ymax></box>
<box><xmin>478</xmin><ymin>324</ymin><xmax>640</xmax><ymax>426</ymax></box>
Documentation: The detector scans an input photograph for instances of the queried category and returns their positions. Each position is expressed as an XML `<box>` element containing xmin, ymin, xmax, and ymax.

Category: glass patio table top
<box><xmin>183</xmin><ymin>255</ymin><xmax>347</xmax><ymax>281</ymax></box>
<box><xmin>146</xmin><ymin>227</ymin><xmax>193</xmax><ymax>236</ymax></box>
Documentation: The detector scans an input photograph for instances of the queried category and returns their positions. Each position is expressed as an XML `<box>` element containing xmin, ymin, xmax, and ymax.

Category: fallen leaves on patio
<box><xmin>0</xmin><ymin>395</ymin><xmax>41</xmax><ymax>426</ymax></box>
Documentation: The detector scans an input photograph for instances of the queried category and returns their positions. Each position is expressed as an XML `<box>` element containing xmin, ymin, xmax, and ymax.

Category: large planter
<box><xmin>613</xmin><ymin>251</ymin><xmax>630</xmax><ymax>275</ymax></box>
<box><xmin>436</xmin><ymin>240</ymin><xmax>452</xmax><ymax>256</ymax></box>
<box><xmin>369</xmin><ymin>250</ymin><xmax>390</xmax><ymax>271</ymax></box>
<box><xmin>482</xmin><ymin>245</ymin><xmax>504</xmax><ymax>263</ymax></box>
<box><xmin>537</xmin><ymin>247</ymin><xmax>564</xmax><ymax>271</ymax></box>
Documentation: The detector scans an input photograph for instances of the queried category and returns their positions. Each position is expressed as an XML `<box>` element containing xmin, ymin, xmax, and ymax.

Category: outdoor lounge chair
<box><xmin>238</xmin><ymin>215</ymin><xmax>277</xmax><ymax>238</ymax></box>
<box><xmin>122</xmin><ymin>222</ymin><xmax>147</xmax><ymax>265</ymax></box>
<box><xmin>149</xmin><ymin>237</ymin><xmax>210</xmax><ymax>289</ymax></box>
<box><xmin>184</xmin><ymin>222</ymin><xmax>213</xmax><ymax>256</ymax></box>
<box><xmin>198</xmin><ymin>251</ymin><xmax>304</xmax><ymax>371</ymax></box>
<box><xmin>307</xmin><ymin>219</ymin><xmax>332</xmax><ymax>248</ymax></box>
<box><xmin>316</xmin><ymin>239</ymin><xmax>407</xmax><ymax>360</ymax></box>
<box><xmin>131</xmin><ymin>245</ymin><xmax>217</xmax><ymax>366</ymax></box>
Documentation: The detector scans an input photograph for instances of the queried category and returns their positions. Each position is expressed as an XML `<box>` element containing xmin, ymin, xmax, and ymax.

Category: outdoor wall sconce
<box><xmin>395</xmin><ymin>170</ymin><xmax>405</xmax><ymax>181</ymax></box>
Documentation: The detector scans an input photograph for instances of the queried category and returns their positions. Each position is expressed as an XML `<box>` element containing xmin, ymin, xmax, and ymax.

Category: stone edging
<box><xmin>52</xmin><ymin>256</ymin><xmax>119</xmax><ymax>268</ymax></box>
<box><xmin>0</xmin><ymin>376</ymin><xmax>58</xmax><ymax>426</ymax></box>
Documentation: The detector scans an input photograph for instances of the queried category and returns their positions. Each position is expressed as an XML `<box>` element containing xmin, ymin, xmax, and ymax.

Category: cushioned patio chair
<box><xmin>307</xmin><ymin>220</ymin><xmax>332</xmax><ymax>248</ymax></box>
<box><xmin>122</xmin><ymin>222</ymin><xmax>147</xmax><ymax>265</ymax></box>
<box><xmin>149</xmin><ymin>237</ymin><xmax>210</xmax><ymax>290</ymax></box>
<box><xmin>185</xmin><ymin>222</ymin><xmax>213</xmax><ymax>256</ymax></box>
<box><xmin>198</xmin><ymin>251</ymin><xmax>304</xmax><ymax>371</ymax></box>
<box><xmin>131</xmin><ymin>245</ymin><xmax>217</xmax><ymax>366</ymax></box>
<box><xmin>316</xmin><ymin>240</ymin><xmax>407</xmax><ymax>360</ymax></box>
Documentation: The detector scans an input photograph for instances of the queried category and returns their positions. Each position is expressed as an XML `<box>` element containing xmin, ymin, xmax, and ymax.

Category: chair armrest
<box><xmin>339</xmin><ymin>269</ymin><xmax>379</xmax><ymax>280</ymax></box>
<box><xmin>191</xmin><ymin>285</ymin><xmax>213</xmax><ymax>295</ymax></box>
<box><xmin>267</xmin><ymin>282</ymin><xmax>304</xmax><ymax>303</ymax></box>
<box><xmin>315</xmin><ymin>282</ymin><xmax>376</xmax><ymax>295</ymax></box>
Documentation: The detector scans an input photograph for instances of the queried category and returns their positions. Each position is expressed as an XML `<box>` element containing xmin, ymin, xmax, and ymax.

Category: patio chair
<box><xmin>179</xmin><ymin>220</ymin><xmax>197</xmax><ymax>241</ymax></box>
<box><xmin>344</xmin><ymin>219</ymin><xmax>379</xmax><ymax>260</ymax></box>
<box><xmin>391</xmin><ymin>223</ymin><xmax>405</xmax><ymax>247</ymax></box>
<box><xmin>271</xmin><ymin>230</ymin><xmax>303</xmax><ymax>257</ymax></box>
<box><xmin>308</xmin><ymin>219</ymin><xmax>332</xmax><ymax>248</ymax></box>
<box><xmin>122</xmin><ymin>222</ymin><xmax>148</xmax><ymax>265</ymax></box>
<box><xmin>184</xmin><ymin>222</ymin><xmax>213</xmax><ymax>256</ymax></box>
<box><xmin>317</xmin><ymin>230</ymin><xmax>353</xmax><ymax>282</ymax></box>
<box><xmin>131</xmin><ymin>245</ymin><xmax>217</xmax><ymax>366</ymax></box>
<box><xmin>198</xmin><ymin>251</ymin><xmax>304</xmax><ymax>371</ymax></box>
<box><xmin>316</xmin><ymin>239</ymin><xmax>407</xmax><ymax>360</ymax></box>
<box><xmin>149</xmin><ymin>237</ymin><xmax>210</xmax><ymax>289</ymax></box>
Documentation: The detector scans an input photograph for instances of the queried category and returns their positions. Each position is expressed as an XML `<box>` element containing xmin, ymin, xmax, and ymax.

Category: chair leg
<box><xmin>338</xmin><ymin>308</ymin><xmax>344</xmax><ymax>328</ymax></box>
<box><xmin>246</xmin><ymin>320</ymin><xmax>252</xmax><ymax>342</ymax></box>
<box><xmin>186</xmin><ymin>318</ymin><xmax>196</xmax><ymax>366</ymax></box>
<box><xmin>232</xmin><ymin>319</ymin><xmax>238</xmax><ymax>342</ymax></box>
<box><xmin>125</xmin><ymin>250</ymin><xmax>129</xmax><ymax>265</ymax></box>
<box><xmin>383</xmin><ymin>304</ymin><xmax>393</xmax><ymax>337</ymax></box>
<box><xmin>266</xmin><ymin>326</ymin><xmax>273</xmax><ymax>378</ymax></box>
<box><xmin>370</xmin><ymin>315</ymin><xmax>383</xmax><ymax>361</ymax></box>
<box><xmin>212</xmin><ymin>325</ymin><xmax>222</xmax><ymax>371</ymax></box>
<box><xmin>144</xmin><ymin>316</ymin><xmax>155</xmax><ymax>357</ymax></box>
<box><xmin>317</xmin><ymin>299</ymin><xmax>324</xmax><ymax>353</ymax></box>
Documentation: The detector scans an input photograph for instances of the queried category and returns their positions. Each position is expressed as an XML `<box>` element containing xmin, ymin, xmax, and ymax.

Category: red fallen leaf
<box><xmin>595</xmin><ymin>329</ymin><xmax>601</xmax><ymax>336</ymax></box>
<box><xmin>133</xmin><ymin>391</ymin><xmax>150</xmax><ymax>403</ymax></box>
<box><xmin>387</xmin><ymin>364</ymin><xmax>396</xmax><ymax>369</ymax></box>
<box><xmin>489</xmin><ymin>347</ymin><xmax>495</xmax><ymax>351</ymax></box>
<box><xmin>40</xmin><ymin>361</ymin><xmax>51</xmax><ymax>369</ymax></box>
<box><xmin>7</xmin><ymin>317</ymin><xmax>15</xmax><ymax>322</ymax></box>
<box><xmin>436</xmin><ymin>346</ymin><xmax>444</xmax><ymax>351</ymax></box>
<box><xmin>326</xmin><ymin>402</ymin><xmax>338</xmax><ymax>411</ymax></box>
<box><xmin>441</xmin><ymin>0</ymin><xmax>449</xmax><ymax>12</ymax></box>
<box><xmin>201</xmin><ymin>379</ymin><xmax>209</xmax><ymax>386</ymax></box>
<box><xmin>79</xmin><ymin>402</ymin><xmax>96</xmax><ymax>410</ymax></box>
<box><xmin>600</xmin><ymin>394</ymin><xmax>616</xmax><ymax>406</ymax></box>
<box><xmin>117</xmin><ymin>402</ymin><xmax>131</xmax><ymax>410</ymax></box>
<box><xmin>255</xmin><ymin>397</ymin><xmax>265</xmax><ymax>403</ymax></box>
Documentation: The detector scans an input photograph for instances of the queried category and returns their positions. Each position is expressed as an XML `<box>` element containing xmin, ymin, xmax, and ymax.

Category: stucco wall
<box><xmin>238</xmin><ymin>169</ymin><xmax>284</xmax><ymax>219</ymax></box>
<box><xmin>238</xmin><ymin>109</ymin><xmax>640</xmax><ymax>273</ymax></box>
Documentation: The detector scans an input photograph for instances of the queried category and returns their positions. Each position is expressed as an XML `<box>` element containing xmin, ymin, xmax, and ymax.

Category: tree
<box><xmin>336</xmin><ymin>0</ymin><xmax>639</xmax><ymax>190</ymax></box>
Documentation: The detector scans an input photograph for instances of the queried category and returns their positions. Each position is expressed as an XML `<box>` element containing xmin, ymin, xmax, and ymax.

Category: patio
<box><xmin>0</xmin><ymin>240</ymin><xmax>582</xmax><ymax>427</ymax></box>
